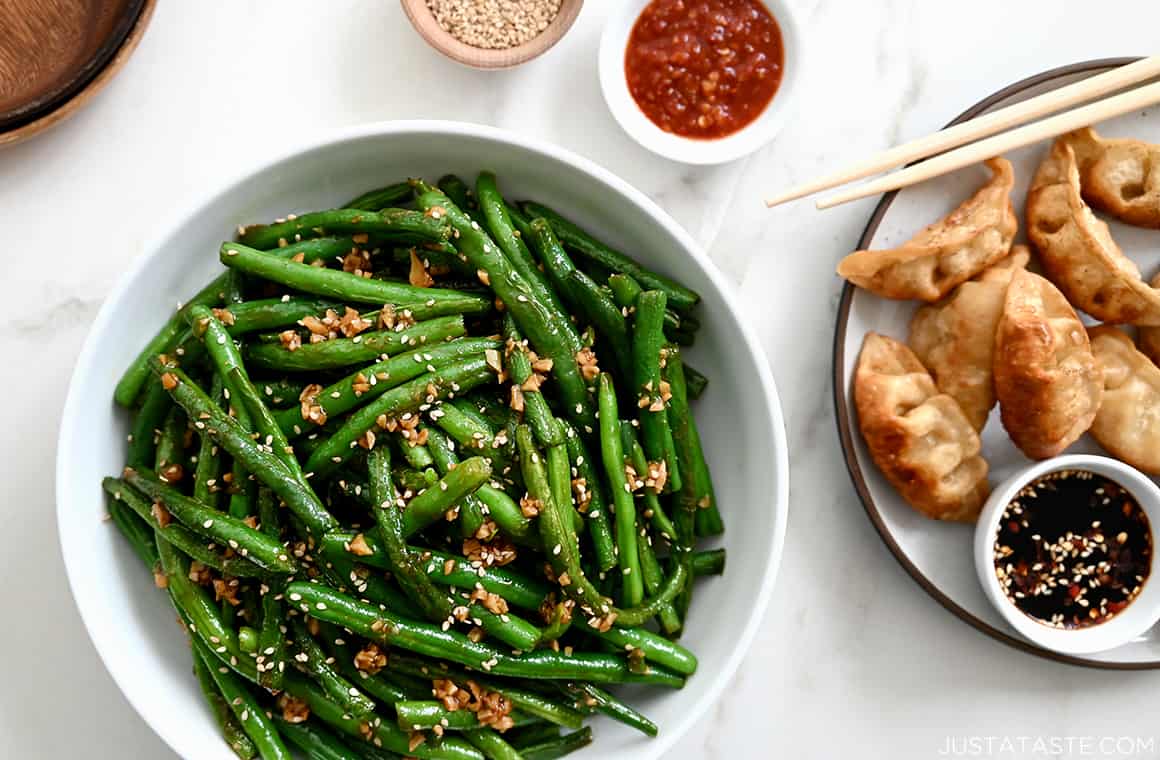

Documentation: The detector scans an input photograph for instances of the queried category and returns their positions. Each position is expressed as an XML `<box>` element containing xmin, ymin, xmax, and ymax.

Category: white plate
<box><xmin>56</xmin><ymin>120</ymin><xmax>789</xmax><ymax>758</ymax></box>
<box><xmin>834</xmin><ymin>59</ymin><xmax>1160</xmax><ymax>668</ymax></box>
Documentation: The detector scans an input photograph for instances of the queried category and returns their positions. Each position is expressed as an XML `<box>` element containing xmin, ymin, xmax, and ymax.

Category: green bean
<box><xmin>237</xmin><ymin>626</ymin><xmax>259</xmax><ymax>653</ymax></box>
<box><xmin>276</xmin><ymin>337</ymin><xmax>501</xmax><ymax>437</ymax></box>
<box><xmin>560</xmin><ymin>682</ymin><xmax>656</xmax><ymax>738</ymax></box>
<box><xmin>156</xmin><ymin>538</ymin><xmax>248</xmax><ymax>677</ymax></box>
<box><xmin>632</xmin><ymin>291</ymin><xmax>680</xmax><ymax>493</ymax></box>
<box><xmin>238</xmin><ymin>207</ymin><xmax>450</xmax><ymax>250</ymax></box>
<box><xmin>619</xmin><ymin>423</ymin><xmax>676</xmax><ymax>542</ymax></box>
<box><xmin>692</xmin><ymin>548</ymin><xmax>725</xmax><ymax>576</ymax></box>
<box><xmin>188</xmin><ymin>305</ymin><xmax>308</xmax><ymax>487</ymax></box>
<box><xmin>273</xmin><ymin>717</ymin><xmax>362</xmax><ymax>760</ymax></box>
<box><xmin>257</xmin><ymin>377</ymin><xmax>310</xmax><ymax>408</ymax></box>
<box><xmin>521</xmin><ymin>202</ymin><xmax>699</xmax><ymax>312</ymax></box>
<box><xmin>192</xmin><ymin>638</ymin><xmax>292</xmax><ymax>760</ymax></box>
<box><xmin>192</xmin><ymin>376</ymin><xmax>227</xmax><ymax>507</ymax></box>
<box><xmin>506</xmin><ymin>724</ymin><xmax>558</xmax><ymax>750</ymax></box>
<box><xmin>107</xmin><ymin>496</ymin><xmax>159</xmax><ymax>573</ymax></box>
<box><xmin>684</xmin><ymin>362</ymin><xmax>709</xmax><ymax>400</ymax></box>
<box><xmin>421</xmin><ymin>427</ymin><xmax>489</xmax><ymax>539</ymax></box>
<box><xmin>516</xmin><ymin>425</ymin><xmax>615</xmax><ymax>618</ymax></box>
<box><xmin>503</xmin><ymin>316</ymin><xmax>563</xmax><ymax>448</ymax></box>
<box><xmin>517</xmin><ymin>727</ymin><xmax>592</xmax><ymax>760</ymax></box>
<box><xmin>284</xmin><ymin>672</ymin><xmax>484</xmax><ymax>760</ymax></box>
<box><xmin>215</xmin><ymin>297</ymin><xmax>341</xmax><ymax>335</ymax></box>
<box><xmin>114</xmin><ymin>275</ymin><xmax>229</xmax><ymax>407</ymax></box>
<box><xmin>560</xmin><ymin>422</ymin><xmax>616</xmax><ymax>575</ymax></box>
<box><xmin>596</xmin><ymin>376</ymin><xmax>643</xmax><ymax>606</ymax></box>
<box><xmin>321</xmin><ymin>533</ymin><xmax>548</xmax><ymax>609</ymax></box>
<box><xmin>400</xmin><ymin>456</ymin><xmax>492</xmax><ymax>537</ymax></box>
<box><xmin>344</xmin><ymin>181</ymin><xmax>413</xmax><ymax>212</ymax></box>
<box><xmin>289</xmin><ymin>616</ymin><xmax>377</xmax><ymax>718</ymax></box>
<box><xmin>590</xmin><ymin>623</ymin><xmax>695</xmax><ymax>675</ymax></box>
<box><xmin>477</xmin><ymin>173</ymin><xmax>570</xmax><ymax>321</ymax></box>
<box><xmin>430</xmin><ymin>402</ymin><xmax>510</xmax><ymax>474</ymax></box>
<box><xmin>247</xmin><ymin>316</ymin><xmax>468</xmax><ymax>372</ymax></box>
<box><xmin>127</xmin><ymin>378</ymin><xmax>171</xmax><ymax>468</ymax></box>
<box><xmin>606</xmin><ymin>274</ymin><xmax>642</xmax><ymax>313</ymax></box>
<box><xmin>122</xmin><ymin>468</ymin><xmax>297</xmax><ymax>574</ymax></box>
<box><xmin>368</xmin><ymin>445</ymin><xmax>448</xmax><ymax>622</ymax></box>
<box><xmin>318</xmin><ymin>546</ymin><xmax>424</xmax><ymax>620</ymax></box>
<box><xmin>255</xmin><ymin>488</ymin><xmax>288</xmax><ymax>691</ymax></box>
<box><xmin>413</xmin><ymin>189</ymin><xmax>594</xmax><ymax>432</ymax></box>
<box><xmin>464</xmin><ymin>729</ymin><xmax>524</xmax><ymax>760</ymax></box>
<box><xmin>115</xmin><ymin>236</ymin><xmax>362</xmax><ymax>406</ymax></box>
<box><xmin>394</xmin><ymin>701</ymin><xmax>537</xmax><ymax>733</ymax></box>
<box><xmin>154</xmin><ymin>405</ymin><xmax>188</xmax><ymax>485</ymax></box>
<box><xmin>285</xmin><ymin>581</ymin><xmax>683</xmax><ymax>687</ymax></box>
<box><xmin>152</xmin><ymin>363</ymin><xmax>338</xmax><ymax>536</ymax></box>
<box><xmin>103</xmin><ymin>478</ymin><xmax>274</xmax><ymax>580</ymax></box>
<box><xmin>504</xmin><ymin>201</ymin><xmax>533</xmax><ymax>239</ymax></box>
<box><xmin>221</xmin><ymin>244</ymin><xmax>490</xmax><ymax>316</ymax></box>
<box><xmin>438</xmin><ymin>174</ymin><xmax>486</xmax><ymax>228</ymax></box>
<box><xmin>193</xmin><ymin>647</ymin><xmax>258</xmax><ymax>759</ymax></box>
<box><xmin>563</xmin><ymin>270</ymin><xmax>632</xmax><ymax>383</ymax></box>
<box><xmin>665</xmin><ymin>348</ymin><xmax>721</xmax><ymax>536</ymax></box>
<box><xmin>303</xmin><ymin>358</ymin><xmax>497</xmax><ymax>479</ymax></box>
<box><xmin>635</xmin><ymin>524</ymin><xmax>681</xmax><ymax>635</ymax></box>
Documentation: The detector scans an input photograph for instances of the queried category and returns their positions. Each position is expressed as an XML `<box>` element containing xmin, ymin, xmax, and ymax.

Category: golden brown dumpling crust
<box><xmin>1026</xmin><ymin>139</ymin><xmax>1160</xmax><ymax>325</ymax></box>
<box><xmin>993</xmin><ymin>270</ymin><xmax>1103</xmax><ymax>459</ymax></box>
<box><xmin>1137</xmin><ymin>272</ymin><xmax>1160</xmax><ymax>365</ymax></box>
<box><xmin>1064</xmin><ymin>127</ymin><xmax>1160</xmax><ymax>229</ymax></box>
<box><xmin>908</xmin><ymin>246</ymin><xmax>1030</xmax><ymax>430</ymax></box>
<box><xmin>1088</xmin><ymin>327</ymin><xmax>1160</xmax><ymax>474</ymax></box>
<box><xmin>854</xmin><ymin>332</ymin><xmax>989</xmax><ymax>522</ymax></box>
<box><xmin>838</xmin><ymin>158</ymin><xmax>1017</xmax><ymax>302</ymax></box>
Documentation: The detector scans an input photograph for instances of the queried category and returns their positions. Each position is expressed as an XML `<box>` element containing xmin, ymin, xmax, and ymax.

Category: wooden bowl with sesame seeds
<box><xmin>400</xmin><ymin>0</ymin><xmax>583</xmax><ymax>69</ymax></box>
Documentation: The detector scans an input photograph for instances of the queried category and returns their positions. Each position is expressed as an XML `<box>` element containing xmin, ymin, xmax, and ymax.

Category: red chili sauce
<box><xmin>624</xmin><ymin>0</ymin><xmax>784</xmax><ymax>140</ymax></box>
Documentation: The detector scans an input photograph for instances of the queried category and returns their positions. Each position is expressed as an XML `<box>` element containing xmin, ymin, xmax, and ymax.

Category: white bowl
<box><xmin>974</xmin><ymin>455</ymin><xmax>1160</xmax><ymax>655</ymax></box>
<box><xmin>598</xmin><ymin>0</ymin><xmax>802</xmax><ymax>165</ymax></box>
<box><xmin>56</xmin><ymin>121</ymin><xmax>789</xmax><ymax>760</ymax></box>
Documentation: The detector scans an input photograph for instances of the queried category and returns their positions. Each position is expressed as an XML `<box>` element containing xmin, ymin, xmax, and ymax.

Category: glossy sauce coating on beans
<box><xmin>625</xmin><ymin>0</ymin><xmax>784</xmax><ymax>139</ymax></box>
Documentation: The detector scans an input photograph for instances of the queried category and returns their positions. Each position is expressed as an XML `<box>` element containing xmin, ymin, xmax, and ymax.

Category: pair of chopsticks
<box><xmin>766</xmin><ymin>56</ymin><xmax>1160</xmax><ymax>210</ymax></box>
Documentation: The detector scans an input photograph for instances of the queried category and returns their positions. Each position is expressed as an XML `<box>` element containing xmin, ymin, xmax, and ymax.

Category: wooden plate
<box><xmin>834</xmin><ymin>57</ymin><xmax>1160</xmax><ymax>669</ymax></box>
<box><xmin>0</xmin><ymin>0</ymin><xmax>153</xmax><ymax>146</ymax></box>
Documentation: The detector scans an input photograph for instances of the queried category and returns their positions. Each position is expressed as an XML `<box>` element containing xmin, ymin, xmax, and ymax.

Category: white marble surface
<box><xmin>4</xmin><ymin>1</ymin><xmax>1160</xmax><ymax>757</ymax></box>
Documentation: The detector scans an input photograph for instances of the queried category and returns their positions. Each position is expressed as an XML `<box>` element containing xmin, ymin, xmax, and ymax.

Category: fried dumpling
<box><xmin>1064</xmin><ymin>126</ymin><xmax>1160</xmax><ymax>229</ymax></box>
<box><xmin>908</xmin><ymin>246</ymin><xmax>1030</xmax><ymax>431</ymax></box>
<box><xmin>1088</xmin><ymin>326</ymin><xmax>1160</xmax><ymax>473</ymax></box>
<box><xmin>993</xmin><ymin>270</ymin><xmax>1102</xmax><ymax>459</ymax></box>
<box><xmin>1136</xmin><ymin>272</ymin><xmax>1160</xmax><ymax>365</ymax></box>
<box><xmin>1026</xmin><ymin>139</ymin><xmax>1160</xmax><ymax>325</ymax></box>
<box><xmin>854</xmin><ymin>332</ymin><xmax>989</xmax><ymax>522</ymax></box>
<box><xmin>838</xmin><ymin>158</ymin><xmax>1017</xmax><ymax>302</ymax></box>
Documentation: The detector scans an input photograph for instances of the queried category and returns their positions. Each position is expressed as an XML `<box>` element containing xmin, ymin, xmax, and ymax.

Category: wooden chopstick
<box><xmin>764</xmin><ymin>55</ymin><xmax>1160</xmax><ymax>208</ymax></box>
<box><xmin>814</xmin><ymin>80</ymin><xmax>1160</xmax><ymax>210</ymax></box>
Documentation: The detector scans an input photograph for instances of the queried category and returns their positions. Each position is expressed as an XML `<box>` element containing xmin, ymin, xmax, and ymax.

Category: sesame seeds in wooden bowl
<box><xmin>400</xmin><ymin>0</ymin><xmax>584</xmax><ymax>70</ymax></box>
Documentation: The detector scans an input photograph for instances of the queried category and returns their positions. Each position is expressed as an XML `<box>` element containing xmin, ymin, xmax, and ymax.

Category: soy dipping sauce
<box><xmin>994</xmin><ymin>469</ymin><xmax>1152</xmax><ymax>629</ymax></box>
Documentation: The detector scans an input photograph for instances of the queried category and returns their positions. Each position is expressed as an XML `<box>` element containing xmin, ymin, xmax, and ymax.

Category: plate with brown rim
<box><xmin>833</xmin><ymin>57</ymin><xmax>1160</xmax><ymax>669</ymax></box>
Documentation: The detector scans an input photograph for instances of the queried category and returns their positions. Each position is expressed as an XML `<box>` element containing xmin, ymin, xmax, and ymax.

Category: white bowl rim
<box><xmin>973</xmin><ymin>454</ymin><xmax>1160</xmax><ymax>655</ymax></box>
<box><xmin>597</xmin><ymin>0</ymin><xmax>802</xmax><ymax>165</ymax></box>
<box><xmin>55</xmin><ymin>119</ymin><xmax>790</xmax><ymax>760</ymax></box>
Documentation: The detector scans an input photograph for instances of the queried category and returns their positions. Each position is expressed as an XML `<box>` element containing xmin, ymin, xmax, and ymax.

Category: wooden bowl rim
<box><xmin>0</xmin><ymin>0</ymin><xmax>147</xmax><ymax>131</ymax></box>
<box><xmin>399</xmin><ymin>0</ymin><xmax>583</xmax><ymax>70</ymax></box>
<box><xmin>0</xmin><ymin>0</ymin><xmax>156</xmax><ymax>148</ymax></box>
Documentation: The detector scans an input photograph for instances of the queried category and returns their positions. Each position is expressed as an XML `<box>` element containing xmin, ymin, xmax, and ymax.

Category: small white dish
<box><xmin>598</xmin><ymin>0</ymin><xmax>802</xmax><ymax>165</ymax></box>
<box><xmin>974</xmin><ymin>455</ymin><xmax>1160</xmax><ymax>656</ymax></box>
